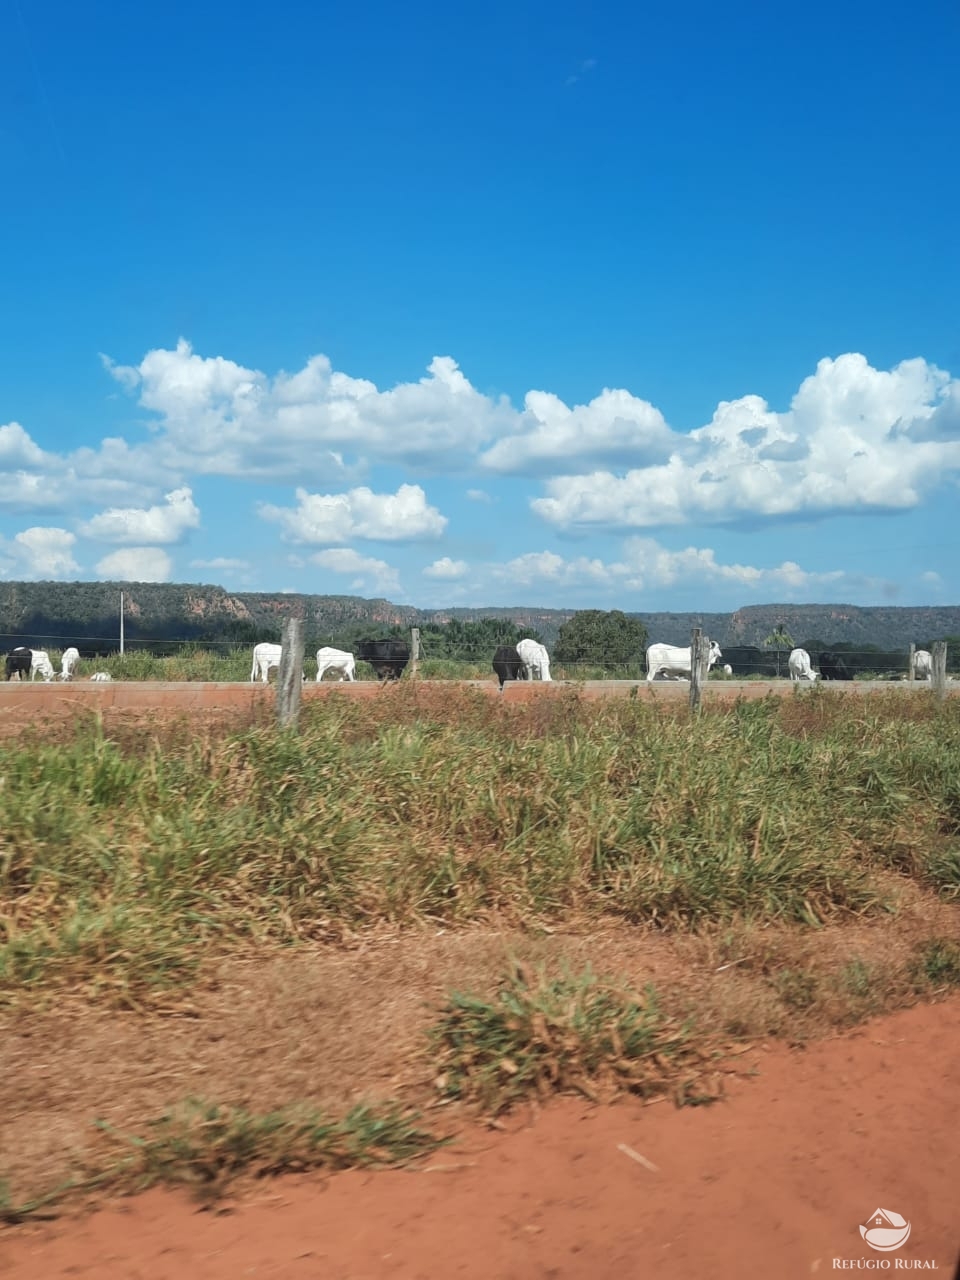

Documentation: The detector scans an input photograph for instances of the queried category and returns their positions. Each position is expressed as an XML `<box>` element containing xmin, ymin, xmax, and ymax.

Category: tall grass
<box><xmin>1</xmin><ymin>685</ymin><xmax>958</xmax><ymax>1003</ymax></box>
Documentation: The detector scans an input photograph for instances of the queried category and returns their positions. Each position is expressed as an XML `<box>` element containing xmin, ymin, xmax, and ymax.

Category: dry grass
<box><xmin>2</xmin><ymin>685</ymin><xmax>960</xmax><ymax>1216</ymax></box>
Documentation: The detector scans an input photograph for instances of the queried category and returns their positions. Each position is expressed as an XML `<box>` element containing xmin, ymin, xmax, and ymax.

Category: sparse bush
<box><xmin>430</xmin><ymin>962</ymin><xmax>720</xmax><ymax>1113</ymax></box>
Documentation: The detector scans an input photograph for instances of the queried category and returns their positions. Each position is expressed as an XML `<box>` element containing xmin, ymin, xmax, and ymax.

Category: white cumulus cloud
<box><xmin>80</xmin><ymin>487</ymin><xmax>200</xmax><ymax>544</ymax></box>
<box><xmin>423</xmin><ymin>557</ymin><xmax>468</xmax><ymax>579</ymax></box>
<box><xmin>258</xmin><ymin>483</ymin><xmax>446</xmax><ymax>543</ymax></box>
<box><xmin>96</xmin><ymin>548</ymin><xmax>173</xmax><ymax>582</ymax></box>
<box><xmin>0</xmin><ymin>422</ymin><xmax>161</xmax><ymax>515</ymax></box>
<box><xmin>309</xmin><ymin>547</ymin><xmax>400</xmax><ymax>595</ymax></box>
<box><xmin>7</xmin><ymin>527</ymin><xmax>80</xmax><ymax>579</ymax></box>
<box><xmin>480</xmin><ymin>387</ymin><xmax>673</xmax><ymax>474</ymax></box>
<box><xmin>531</xmin><ymin>354</ymin><xmax>960</xmax><ymax>529</ymax></box>
<box><xmin>105</xmin><ymin>339</ymin><xmax>513</xmax><ymax>479</ymax></box>
<box><xmin>487</xmin><ymin>540</ymin><xmax>852</xmax><ymax>597</ymax></box>
<box><xmin>94</xmin><ymin>344</ymin><xmax>960</xmax><ymax>536</ymax></box>
<box><xmin>0</xmin><ymin>422</ymin><xmax>47</xmax><ymax>468</ymax></box>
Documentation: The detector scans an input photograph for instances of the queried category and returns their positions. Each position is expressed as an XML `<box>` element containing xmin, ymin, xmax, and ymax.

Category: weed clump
<box><xmin>0</xmin><ymin>1099</ymin><xmax>443</xmax><ymax>1222</ymax></box>
<box><xmin>430</xmin><ymin>962</ymin><xmax>723</xmax><ymax>1114</ymax></box>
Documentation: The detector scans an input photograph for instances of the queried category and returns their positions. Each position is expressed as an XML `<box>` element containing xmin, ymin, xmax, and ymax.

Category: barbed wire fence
<box><xmin>2</xmin><ymin>628</ymin><xmax>955</xmax><ymax>684</ymax></box>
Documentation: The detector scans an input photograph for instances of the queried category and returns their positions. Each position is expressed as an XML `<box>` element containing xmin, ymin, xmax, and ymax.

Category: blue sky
<box><xmin>2</xmin><ymin>0</ymin><xmax>958</xmax><ymax>612</ymax></box>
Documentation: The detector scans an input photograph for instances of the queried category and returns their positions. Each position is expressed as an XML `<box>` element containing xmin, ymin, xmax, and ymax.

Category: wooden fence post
<box><xmin>411</xmin><ymin>627</ymin><xmax>420</xmax><ymax>679</ymax></box>
<box><xmin>908</xmin><ymin>643</ymin><xmax>916</xmax><ymax>683</ymax></box>
<box><xmin>932</xmin><ymin>640</ymin><xmax>948</xmax><ymax>702</ymax></box>
<box><xmin>689</xmin><ymin>628</ymin><xmax>707</xmax><ymax>714</ymax></box>
<box><xmin>277</xmin><ymin>617</ymin><xmax>304</xmax><ymax>730</ymax></box>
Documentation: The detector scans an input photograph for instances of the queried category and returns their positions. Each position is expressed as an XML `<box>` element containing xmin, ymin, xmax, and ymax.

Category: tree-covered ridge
<box><xmin>1</xmin><ymin>580</ymin><xmax>959</xmax><ymax>656</ymax></box>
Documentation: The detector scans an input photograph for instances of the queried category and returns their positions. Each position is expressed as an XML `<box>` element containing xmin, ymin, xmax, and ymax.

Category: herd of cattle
<box><xmin>2</xmin><ymin>639</ymin><xmax>940</xmax><ymax>686</ymax></box>
<box><xmin>250</xmin><ymin>639</ymin><xmax>413</xmax><ymax>682</ymax></box>
<box><xmin>248</xmin><ymin>638</ymin><xmax>938</xmax><ymax>687</ymax></box>
<box><xmin>2</xmin><ymin>646</ymin><xmax>114</xmax><ymax>682</ymax></box>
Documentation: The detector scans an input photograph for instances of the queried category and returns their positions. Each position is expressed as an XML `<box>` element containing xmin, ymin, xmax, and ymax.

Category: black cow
<box><xmin>492</xmin><ymin>644</ymin><xmax>524</xmax><ymax>690</ymax></box>
<box><xmin>5</xmin><ymin>647</ymin><xmax>32</xmax><ymax>681</ymax></box>
<box><xmin>721</xmin><ymin>645</ymin><xmax>778</xmax><ymax>678</ymax></box>
<box><xmin>818</xmin><ymin>651</ymin><xmax>853</xmax><ymax>681</ymax></box>
<box><xmin>356</xmin><ymin>638</ymin><xmax>410</xmax><ymax>681</ymax></box>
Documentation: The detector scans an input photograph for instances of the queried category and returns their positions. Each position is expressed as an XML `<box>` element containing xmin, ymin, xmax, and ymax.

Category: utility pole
<box><xmin>120</xmin><ymin>591</ymin><xmax>124</xmax><ymax>655</ymax></box>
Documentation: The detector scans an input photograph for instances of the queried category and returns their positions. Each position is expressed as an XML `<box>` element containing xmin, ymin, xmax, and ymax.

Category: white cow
<box><xmin>517</xmin><ymin>638</ymin><xmax>552</xmax><ymax>681</ymax></box>
<box><xmin>60</xmin><ymin>647</ymin><xmax>81</xmax><ymax>681</ymax></box>
<box><xmin>315</xmin><ymin>646</ymin><xmax>356</xmax><ymax>682</ymax></box>
<box><xmin>788</xmin><ymin>648</ymin><xmax>818</xmax><ymax>682</ymax></box>
<box><xmin>30</xmin><ymin>649</ymin><xmax>55</xmax><ymax>682</ymax></box>
<box><xmin>90</xmin><ymin>671</ymin><xmax>113</xmax><ymax>681</ymax></box>
<box><xmin>913</xmin><ymin>649</ymin><xmax>933</xmax><ymax>680</ymax></box>
<box><xmin>646</xmin><ymin>640</ymin><xmax>722</xmax><ymax>682</ymax></box>
<box><xmin>250</xmin><ymin>642</ymin><xmax>283</xmax><ymax>683</ymax></box>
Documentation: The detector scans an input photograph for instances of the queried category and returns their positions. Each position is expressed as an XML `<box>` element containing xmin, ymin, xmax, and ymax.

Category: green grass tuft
<box><xmin>429</xmin><ymin>962</ymin><xmax>723</xmax><ymax>1114</ymax></box>
<box><xmin>910</xmin><ymin>937</ymin><xmax>960</xmax><ymax>991</ymax></box>
<box><xmin>0</xmin><ymin>1099</ymin><xmax>444</xmax><ymax>1222</ymax></box>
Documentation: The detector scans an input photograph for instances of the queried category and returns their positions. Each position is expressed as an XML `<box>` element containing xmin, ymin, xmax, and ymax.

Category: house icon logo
<box><xmin>860</xmin><ymin>1208</ymin><xmax>912</xmax><ymax>1252</ymax></box>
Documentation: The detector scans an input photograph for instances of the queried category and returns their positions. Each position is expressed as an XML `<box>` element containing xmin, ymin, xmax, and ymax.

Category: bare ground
<box><xmin>2</xmin><ymin>991</ymin><xmax>959</xmax><ymax>1278</ymax></box>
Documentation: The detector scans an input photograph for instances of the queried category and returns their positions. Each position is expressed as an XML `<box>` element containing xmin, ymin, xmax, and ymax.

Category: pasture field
<box><xmin>1</xmin><ymin>681</ymin><xmax>959</xmax><ymax>1229</ymax></box>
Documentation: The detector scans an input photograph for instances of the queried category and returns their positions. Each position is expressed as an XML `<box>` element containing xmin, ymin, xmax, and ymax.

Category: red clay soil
<box><xmin>3</xmin><ymin>996</ymin><xmax>959</xmax><ymax>1280</ymax></box>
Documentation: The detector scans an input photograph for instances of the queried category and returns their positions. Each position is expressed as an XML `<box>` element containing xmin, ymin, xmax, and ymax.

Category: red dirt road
<box><xmin>3</xmin><ymin>996</ymin><xmax>959</xmax><ymax>1280</ymax></box>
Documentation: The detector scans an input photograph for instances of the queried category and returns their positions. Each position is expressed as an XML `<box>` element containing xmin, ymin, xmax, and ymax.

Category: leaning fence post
<box><xmin>908</xmin><ymin>642</ymin><xmax>916</xmax><ymax>683</ymax></box>
<box><xmin>411</xmin><ymin>627</ymin><xmax>420</xmax><ymax>679</ymax></box>
<box><xmin>277</xmin><ymin>617</ymin><xmax>304</xmax><ymax>729</ymax></box>
<box><xmin>689</xmin><ymin>627</ymin><xmax>706</xmax><ymax>714</ymax></box>
<box><xmin>932</xmin><ymin>640</ymin><xmax>948</xmax><ymax>702</ymax></box>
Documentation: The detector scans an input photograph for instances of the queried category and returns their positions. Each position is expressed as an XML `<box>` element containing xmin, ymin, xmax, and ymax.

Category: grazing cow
<box><xmin>517</xmin><ymin>638</ymin><xmax>552</xmax><ymax>682</ymax></box>
<box><xmin>31</xmin><ymin>650</ymin><xmax>55</xmax><ymax>682</ymax></box>
<box><xmin>818</xmin><ymin>652</ymin><xmax>853</xmax><ymax>681</ymax></box>
<box><xmin>720</xmin><ymin>645</ymin><xmax>778</xmax><ymax>678</ymax></box>
<box><xmin>60</xmin><ymin>646</ymin><xmax>81</xmax><ymax>681</ymax></box>
<box><xmin>91</xmin><ymin>671</ymin><xmax>113</xmax><ymax>681</ymax></box>
<box><xmin>250</xmin><ymin>642</ymin><xmax>283</xmax><ymax>683</ymax></box>
<box><xmin>5</xmin><ymin>647</ymin><xmax>54</xmax><ymax>682</ymax></box>
<box><xmin>5</xmin><ymin>648</ymin><xmax>32</xmax><ymax>681</ymax></box>
<box><xmin>492</xmin><ymin>644</ymin><xmax>525</xmax><ymax>690</ymax></box>
<box><xmin>913</xmin><ymin>649</ymin><xmax>933</xmax><ymax>680</ymax></box>
<box><xmin>315</xmin><ymin>646</ymin><xmax>356</xmax><ymax>682</ymax></box>
<box><xmin>356</xmin><ymin>638</ymin><xmax>410</xmax><ymax>681</ymax></box>
<box><xmin>788</xmin><ymin>648</ymin><xmax>818</xmax><ymax>682</ymax></box>
<box><xmin>645</xmin><ymin>639</ymin><xmax>722</xmax><ymax>683</ymax></box>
